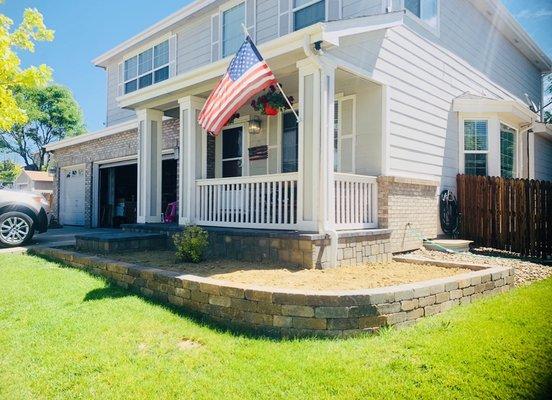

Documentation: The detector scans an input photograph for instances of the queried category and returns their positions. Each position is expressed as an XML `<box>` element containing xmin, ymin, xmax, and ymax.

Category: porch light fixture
<box><xmin>173</xmin><ymin>145</ymin><xmax>179</xmax><ymax>160</ymax></box>
<box><xmin>249</xmin><ymin>116</ymin><xmax>262</xmax><ymax>135</ymax></box>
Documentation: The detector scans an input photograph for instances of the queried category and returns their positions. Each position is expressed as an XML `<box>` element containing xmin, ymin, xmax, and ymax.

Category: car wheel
<box><xmin>0</xmin><ymin>212</ymin><xmax>35</xmax><ymax>247</ymax></box>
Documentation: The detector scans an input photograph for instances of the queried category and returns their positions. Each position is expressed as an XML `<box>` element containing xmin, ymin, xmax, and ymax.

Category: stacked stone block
<box><xmin>30</xmin><ymin>247</ymin><xmax>514</xmax><ymax>338</ymax></box>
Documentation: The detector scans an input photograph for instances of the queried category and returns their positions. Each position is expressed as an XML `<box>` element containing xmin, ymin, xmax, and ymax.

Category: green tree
<box><xmin>0</xmin><ymin>85</ymin><xmax>85</xmax><ymax>170</ymax></box>
<box><xmin>0</xmin><ymin>159</ymin><xmax>22</xmax><ymax>186</ymax></box>
<box><xmin>0</xmin><ymin>1</ymin><xmax>54</xmax><ymax>131</ymax></box>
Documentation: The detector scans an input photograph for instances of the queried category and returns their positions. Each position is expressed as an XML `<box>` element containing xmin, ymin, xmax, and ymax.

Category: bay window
<box><xmin>293</xmin><ymin>0</ymin><xmax>325</xmax><ymax>31</ymax></box>
<box><xmin>124</xmin><ymin>40</ymin><xmax>169</xmax><ymax>94</ymax></box>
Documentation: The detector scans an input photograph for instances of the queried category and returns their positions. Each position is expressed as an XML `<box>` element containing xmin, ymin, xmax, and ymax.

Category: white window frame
<box><xmin>219</xmin><ymin>0</ymin><xmax>246</xmax><ymax>59</ymax></box>
<box><xmin>499</xmin><ymin>121</ymin><xmax>518</xmax><ymax>179</ymax></box>
<box><xmin>292</xmin><ymin>0</ymin><xmax>326</xmax><ymax>31</ymax></box>
<box><xmin>123</xmin><ymin>39</ymin><xmax>170</xmax><ymax>95</ymax></box>
<box><xmin>403</xmin><ymin>0</ymin><xmax>440</xmax><ymax>36</ymax></box>
<box><xmin>460</xmin><ymin>118</ymin><xmax>490</xmax><ymax>176</ymax></box>
<box><xmin>334</xmin><ymin>93</ymin><xmax>356</xmax><ymax>173</ymax></box>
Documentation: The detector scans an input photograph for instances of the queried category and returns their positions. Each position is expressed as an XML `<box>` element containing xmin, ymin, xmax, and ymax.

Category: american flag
<box><xmin>198</xmin><ymin>35</ymin><xmax>277</xmax><ymax>135</ymax></box>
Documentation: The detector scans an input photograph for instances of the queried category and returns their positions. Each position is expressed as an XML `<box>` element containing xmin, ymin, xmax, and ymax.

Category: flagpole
<box><xmin>241</xmin><ymin>24</ymin><xmax>300</xmax><ymax>123</ymax></box>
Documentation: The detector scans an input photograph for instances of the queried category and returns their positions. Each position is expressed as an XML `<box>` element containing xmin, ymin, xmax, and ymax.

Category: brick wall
<box><xmin>377</xmin><ymin>176</ymin><xmax>439</xmax><ymax>253</ymax></box>
<box><xmin>51</xmin><ymin>119</ymin><xmax>180</xmax><ymax>226</ymax></box>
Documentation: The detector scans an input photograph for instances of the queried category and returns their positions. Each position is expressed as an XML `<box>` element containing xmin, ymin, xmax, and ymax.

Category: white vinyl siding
<box><xmin>533</xmin><ymin>134</ymin><xmax>552</xmax><ymax>181</ymax></box>
<box><xmin>328</xmin><ymin>4</ymin><xmax>542</xmax><ymax>190</ymax></box>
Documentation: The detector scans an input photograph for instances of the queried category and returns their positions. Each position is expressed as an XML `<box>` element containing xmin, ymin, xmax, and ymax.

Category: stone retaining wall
<box><xmin>122</xmin><ymin>225</ymin><xmax>393</xmax><ymax>269</ymax></box>
<box><xmin>30</xmin><ymin>247</ymin><xmax>514</xmax><ymax>338</ymax></box>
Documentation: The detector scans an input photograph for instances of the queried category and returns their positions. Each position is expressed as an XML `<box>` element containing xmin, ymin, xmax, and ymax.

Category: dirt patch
<box><xmin>408</xmin><ymin>248</ymin><xmax>552</xmax><ymax>286</ymax></box>
<box><xmin>177</xmin><ymin>339</ymin><xmax>202</xmax><ymax>351</ymax></box>
<box><xmin>81</xmin><ymin>249</ymin><xmax>471</xmax><ymax>291</ymax></box>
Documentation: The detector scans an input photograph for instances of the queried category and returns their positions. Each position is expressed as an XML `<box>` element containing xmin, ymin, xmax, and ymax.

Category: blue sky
<box><xmin>3</xmin><ymin>0</ymin><xmax>552</xmax><ymax>133</ymax></box>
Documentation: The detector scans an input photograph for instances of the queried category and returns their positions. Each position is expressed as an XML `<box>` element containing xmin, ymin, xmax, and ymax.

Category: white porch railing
<box><xmin>334</xmin><ymin>173</ymin><xmax>378</xmax><ymax>230</ymax></box>
<box><xmin>195</xmin><ymin>173</ymin><xmax>298</xmax><ymax>229</ymax></box>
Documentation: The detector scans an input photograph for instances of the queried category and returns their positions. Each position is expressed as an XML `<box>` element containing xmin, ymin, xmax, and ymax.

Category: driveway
<box><xmin>0</xmin><ymin>226</ymin><xmax>120</xmax><ymax>254</ymax></box>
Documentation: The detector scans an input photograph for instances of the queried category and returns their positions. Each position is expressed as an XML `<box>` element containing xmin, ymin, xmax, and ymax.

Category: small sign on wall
<box><xmin>248</xmin><ymin>145</ymin><xmax>268</xmax><ymax>161</ymax></box>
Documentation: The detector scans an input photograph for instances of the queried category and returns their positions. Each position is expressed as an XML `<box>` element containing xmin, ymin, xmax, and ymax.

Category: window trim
<box><xmin>292</xmin><ymin>0</ymin><xmax>326</xmax><ymax>31</ymax></box>
<box><xmin>219</xmin><ymin>0</ymin><xmax>246</xmax><ymax>59</ymax></box>
<box><xmin>461</xmin><ymin>118</ymin><xmax>490</xmax><ymax>177</ymax></box>
<box><xmin>403</xmin><ymin>0</ymin><xmax>440</xmax><ymax>36</ymax></box>
<box><xmin>123</xmin><ymin>39</ymin><xmax>170</xmax><ymax>95</ymax></box>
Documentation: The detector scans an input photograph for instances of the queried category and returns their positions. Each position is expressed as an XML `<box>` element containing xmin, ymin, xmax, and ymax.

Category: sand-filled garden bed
<box><xmin>81</xmin><ymin>249</ymin><xmax>471</xmax><ymax>291</ymax></box>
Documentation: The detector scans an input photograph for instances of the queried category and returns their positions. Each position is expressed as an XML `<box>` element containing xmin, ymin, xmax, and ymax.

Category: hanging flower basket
<box><xmin>263</xmin><ymin>104</ymin><xmax>278</xmax><ymax>116</ymax></box>
<box><xmin>250</xmin><ymin>85</ymin><xmax>294</xmax><ymax>116</ymax></box>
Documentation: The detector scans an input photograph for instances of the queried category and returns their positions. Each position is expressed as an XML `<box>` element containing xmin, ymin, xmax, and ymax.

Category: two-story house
<box><xmin>46</xmin><ymin>0</ymin><xmax>552</xmax><ymax>268</ymax></box>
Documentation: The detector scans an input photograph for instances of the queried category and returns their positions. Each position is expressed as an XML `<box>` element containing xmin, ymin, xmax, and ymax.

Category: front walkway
<box><xmin>0</xmin><ymin>226</ymin><xmax>119</xmax><ymax>254</ymax></box>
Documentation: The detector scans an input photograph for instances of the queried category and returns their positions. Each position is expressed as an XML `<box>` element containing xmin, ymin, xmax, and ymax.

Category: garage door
<box><xmin>60</xmin><ymin>166</ymin><xmax>85</xmax><ymax>226</ymax></box>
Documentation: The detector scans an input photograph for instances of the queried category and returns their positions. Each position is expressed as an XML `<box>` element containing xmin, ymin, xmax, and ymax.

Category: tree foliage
<box><xmin>0</xmin><ymin>159</ymin><xmax>22</xmax><ymax>185</ymax></box>
<box><xmin>0</xmin><ymin>85</ymin><xmax>84</xmax><ymax>170</ymax></box>
<box><xmin>0</xmin><ymin>0</ymin><xmax>54</xmax><ymax>131</ymax></box>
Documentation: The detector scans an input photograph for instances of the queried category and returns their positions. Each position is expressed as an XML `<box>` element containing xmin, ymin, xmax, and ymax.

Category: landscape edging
<box><xmin>28</xmin><ymin>247</ymin><xmax>514</xmax><ymax>338</ymax></box>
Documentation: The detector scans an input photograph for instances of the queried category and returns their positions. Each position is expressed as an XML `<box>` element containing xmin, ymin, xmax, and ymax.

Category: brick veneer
<box><xmin>30</xmin><ymin>247</ymin><xmax>514</xmax><ymax>338</ymax></box>
<box><xmin>51</xmin><ymin>119</ymin><xmax>180</xmax><ymax>226</ymax></box>
<box><xmin>377</xmin><ymin>176</ymin><xmax>439</xmax><ymax>253</ymax></box>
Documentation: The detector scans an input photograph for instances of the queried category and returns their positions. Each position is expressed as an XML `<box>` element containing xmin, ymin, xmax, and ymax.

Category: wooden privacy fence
<box><xmin>457</xmin><ymin>174</ymin><xmax>551</xmax><ymax>259</ymax></box>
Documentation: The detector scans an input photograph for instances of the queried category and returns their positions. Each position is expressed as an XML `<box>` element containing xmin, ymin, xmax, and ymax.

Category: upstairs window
<box><xmin>293</xmin><ymin>0</ymin><xmax>325</xmax><ymax>31</ymax></box>
<box><xmin>222</xmin><ymin>3</ymin><xmax>245</xmax><ymax>58</ymax></box>
<box><xmin>500</xmin><ymin>123</ymin><xmax>516</xmax><ymax>179</ymax></box>
<box><xmin>464</xmin><ymin>120</ymin><xmax>488</xmax><ymax>176</ymax></box>
<box><xmin>124</xmin><ymin>40</ymin><xmax>170</xmax><ymax>94</ymax></box>
<box><xmin>405</xmin><ymin>0</ymin><xmax>438</xmax><ymax>29</ymax></box>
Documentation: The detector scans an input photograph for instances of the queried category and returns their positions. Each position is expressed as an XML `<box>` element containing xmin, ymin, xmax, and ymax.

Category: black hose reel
<box><xmin>439</xmin><ymin>189</ymin><xmax>459</xmax><ymax>237</ymax></box>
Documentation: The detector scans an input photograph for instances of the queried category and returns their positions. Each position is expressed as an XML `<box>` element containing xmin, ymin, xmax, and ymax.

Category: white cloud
<box><xmin>516</xmin><ymin>8</ymin><xmax>552</xmax><ymax>18</ymax></box>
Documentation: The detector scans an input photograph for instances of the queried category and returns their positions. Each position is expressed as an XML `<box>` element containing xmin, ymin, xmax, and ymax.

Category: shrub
<box><xmin>173</xmin><ymin>225</ymin><xmax>209</xmax><ymax>263</ymax></box>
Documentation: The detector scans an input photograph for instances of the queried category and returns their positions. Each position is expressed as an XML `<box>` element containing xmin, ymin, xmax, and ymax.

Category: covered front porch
<box><xmin>133</xmin><ymin>59</ymin><xmax>385</xmax><ymax>235</ymax></box>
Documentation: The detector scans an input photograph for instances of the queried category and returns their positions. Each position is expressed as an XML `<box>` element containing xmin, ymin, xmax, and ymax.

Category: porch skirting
<box><xmin>122</xmin><ymin>224</ymin><xmax>392</xmax><ymax>269</ymax></box>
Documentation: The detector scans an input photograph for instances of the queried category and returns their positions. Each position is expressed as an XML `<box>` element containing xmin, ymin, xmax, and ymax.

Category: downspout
<box><xmin>302</xmin><ymin>36</ymin><xmax>339</xmax><ymax>268</ymax></box>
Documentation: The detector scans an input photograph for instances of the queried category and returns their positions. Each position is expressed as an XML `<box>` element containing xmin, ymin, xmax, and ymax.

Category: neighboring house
<box><xmin>13</xmin><ymin>170</ymin><xmax>54</xmax><ymax>197</ymax></box>
<box><xmin>45</xmin><ymin>0</ymin><xmax>552</xmax><ymax>267</ymax></box>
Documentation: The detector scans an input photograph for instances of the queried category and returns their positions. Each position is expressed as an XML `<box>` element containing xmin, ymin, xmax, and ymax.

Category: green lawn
<box><xmin>0</xmin><ymin>254</ymin><xmax>551</xmax><ymax>400</ymax></box>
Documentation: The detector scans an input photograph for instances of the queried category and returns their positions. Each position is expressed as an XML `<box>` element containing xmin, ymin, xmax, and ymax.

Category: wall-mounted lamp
<box><xmin>174</xmin><ymin>145</ymin><xmax>179</xmax><ymax>160</ymax></box>
<box><xmin>249</xmin><ymin>116</ymin><xmax>262</xmax><ymax>135</ymax></box>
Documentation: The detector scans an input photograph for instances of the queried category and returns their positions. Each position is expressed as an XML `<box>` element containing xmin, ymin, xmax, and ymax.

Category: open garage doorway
<box><xmin>98</xmin><ymin>158</ymin><xmax>177</xmax><ymax>228</ymax></box>
<box><xmin>99</xmin><ymin>164</ymin><xmax>137</xmax><ymax>228</ymax></box>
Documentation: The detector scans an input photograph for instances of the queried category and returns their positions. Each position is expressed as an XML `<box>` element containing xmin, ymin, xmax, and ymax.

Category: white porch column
<box><xmin>297</xmin><ymin>58</ymin><xmax>336</xmax><ymax>233</ymax></box>
<box><xmin>178</xmin><ymin>96</ymin><xmax>206</xmax><ymax>225</ymax></box>
<box><xmin>136</xmin><ymin>108</ymin><xmax>164</xmax><ymax>223</ymax></box>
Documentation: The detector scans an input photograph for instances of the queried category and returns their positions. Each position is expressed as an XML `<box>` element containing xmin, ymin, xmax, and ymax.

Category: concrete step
<box><xmin>75</xmin><ymin>232</ymin><xmax>167</xmax><ymax>253</ymax></box>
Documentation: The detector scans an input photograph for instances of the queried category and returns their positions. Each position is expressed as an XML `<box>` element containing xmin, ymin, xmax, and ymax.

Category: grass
<box><xmin>0</xmin><ymin>254</ymin><xmax>551</xmax><ymax>400</ymax></box>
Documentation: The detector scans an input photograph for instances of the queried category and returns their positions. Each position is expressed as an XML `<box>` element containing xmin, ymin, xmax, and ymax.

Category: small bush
<box><xmin>173</xmin><ymin>225</ymin><xmax>209</xmax><ymax>263</ymax></box>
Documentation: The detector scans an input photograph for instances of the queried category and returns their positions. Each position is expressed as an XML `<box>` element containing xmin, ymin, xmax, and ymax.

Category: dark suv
<box><xmin>0</xmin><ymin>189</ymin><xmax>50</xmax><ymax>247</ymax></box>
